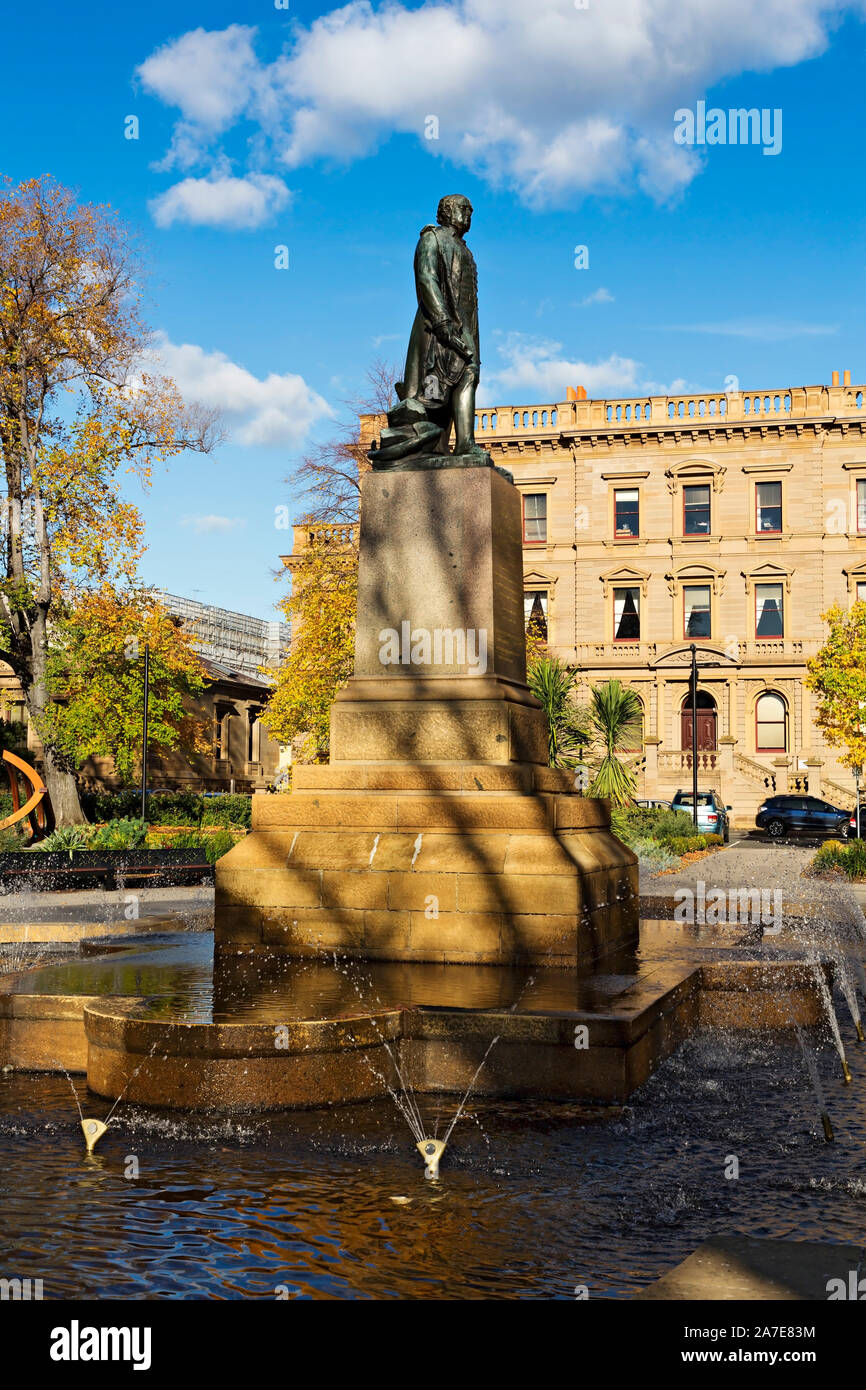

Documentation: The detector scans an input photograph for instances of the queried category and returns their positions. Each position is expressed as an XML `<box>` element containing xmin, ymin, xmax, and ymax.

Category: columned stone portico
<box><xmin>215</xmin><ymin>464</ymin><xmax>638</xmax><ymax>966</ymax></box>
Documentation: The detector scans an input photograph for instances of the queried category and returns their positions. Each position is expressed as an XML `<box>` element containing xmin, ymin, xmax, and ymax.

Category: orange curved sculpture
<box><xmin>0</xmin><ymin>749</ymin><xmax>49</xmax><ymax>834</ymax></box>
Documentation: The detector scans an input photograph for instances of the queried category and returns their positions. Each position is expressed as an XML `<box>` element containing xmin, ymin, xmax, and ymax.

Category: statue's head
<box><xmin>437</xmin><ymin>194</ymin><xmax>473</xmax><ymax>235</ymax></box>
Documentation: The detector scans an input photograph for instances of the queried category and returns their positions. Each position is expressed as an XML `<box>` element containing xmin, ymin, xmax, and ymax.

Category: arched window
<box><xmin>756</xmin><ymin>692</ymin><xmax>787</xmax><ymax>752</ymax></box>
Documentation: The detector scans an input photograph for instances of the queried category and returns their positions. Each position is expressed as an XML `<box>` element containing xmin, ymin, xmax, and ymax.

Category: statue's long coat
<box><xmin>400</xmin><ymin>225</ymin><xmax>479</xmax><ymax>407</ymax></box>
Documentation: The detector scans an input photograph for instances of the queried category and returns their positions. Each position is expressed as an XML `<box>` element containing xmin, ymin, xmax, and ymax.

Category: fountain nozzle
<box><xmin>81</xmin><ymin>1119</ymin><xmax>109</xmax><ymax>1154</ymax></box>
<box><xmin>821</xmin><ymin>1111</ymin><xmax>835</xmax><ymax>1143</ymax></box>
<box><xmin>417</xmin><ymin>1137</ymin><xmax>446</xmax><ymax>1180</ymax></box>
<box><xmin>856</xmin><ymin>1022</ymin><xmax>865</xmax><ymax>1044</ymax></box>
<box><xmin>843</xmin><ymin>1060</ymin><xmax>853</xmax><ymax>1084</ymax></box>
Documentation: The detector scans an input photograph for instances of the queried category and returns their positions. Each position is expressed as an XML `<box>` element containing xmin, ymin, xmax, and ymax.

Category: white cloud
<box><xmin>137</xmin><ymin>25</ymin><xmax>260</xmax><ymax>131</ymax></box>
<box><xmin>181</xmin><ymin>514</ymin><xmax>248</xmax><ymax>534</ymax></box>
<box><xmin>135</xmin><ymin>3</ymin><xmax>865</xmax><ymax>208</ymax></box>
<box><xmin>149</xmin><ymin>174</ymin><xmax>290</xmax><ymax>229</ymax></box>
<box><xmin>478</xmin><ymin>332</ymin><xmax>641</xmax><ymax>403</ymax></box>
<box><xmin>661</xmin><ymin>317</ymin><xmax>838</xmax><ymax>340</ymax></box>
<box><xmin>145</xmin><ymin>332</ymin><xmax>332</xmax><ymax>447</ymax></box>
<box><xmin>579</xmin><ymin>287</ymin><xmax>614</xmax><ymax>307</ymax></box>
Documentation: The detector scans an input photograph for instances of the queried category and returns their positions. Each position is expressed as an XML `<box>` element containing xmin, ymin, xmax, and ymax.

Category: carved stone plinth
<box><xmin>215</xmin><ymin>465</ymin><xmax>638</xmax><ymax>965</ymax></box>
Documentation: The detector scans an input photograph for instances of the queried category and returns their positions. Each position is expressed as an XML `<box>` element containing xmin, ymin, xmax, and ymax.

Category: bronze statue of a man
<box><xmin>371</xmin><ymin>194</ymin><xmax>490</xmax><ymax>468</ymax></box>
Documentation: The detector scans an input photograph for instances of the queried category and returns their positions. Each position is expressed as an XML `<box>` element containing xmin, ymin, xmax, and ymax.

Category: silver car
<box><xmin>670</xmin><ymin>789</ymin><xmax>731</xmax><ymax>842</ymax></box>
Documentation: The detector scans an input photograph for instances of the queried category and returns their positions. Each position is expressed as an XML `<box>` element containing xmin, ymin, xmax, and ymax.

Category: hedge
<box><xmin>80</xmin><ymin>789</ymin><xmax>252</xmax><ymax>828</ymax></box>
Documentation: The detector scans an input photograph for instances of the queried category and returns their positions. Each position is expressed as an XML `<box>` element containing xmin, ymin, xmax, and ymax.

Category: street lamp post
<box><xmin>690</xmin><ymin>643</ymin><xmax>699</xmax><ymax>828</ymax></box>
<box><xmin>854</xmin><ymin>764</ymin><xmax>863</xmax><ymax>840</ymax></box>
<box><xmin>141</xmin><ymin>643</ymin><xmax>150</xmax><ymax>823</ymax></box>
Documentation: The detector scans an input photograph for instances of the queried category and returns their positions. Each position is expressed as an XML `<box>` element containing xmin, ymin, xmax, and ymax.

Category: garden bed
<box><xmin>805</xmin><ymin>838</ymin><xmax>866</xmax><ymax>881</ymax></box>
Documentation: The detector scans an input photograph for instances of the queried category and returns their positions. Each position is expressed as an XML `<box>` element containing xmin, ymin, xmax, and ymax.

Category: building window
<box><xmin>756</xmin><ymin>692</ymin><xmax>788</xmax><ymax>751</ymax></box>
<box><xmin>614</xmin><ymin>489</ymin><xmax>639</xmax><ymax>538</ymax></box>
<box><xmin>613</xmin><ymin>586</ymin><xmax>640</xmax><ymax>642</ymax></box>
<box><xmin>524</xmin><ymin>590</ymin><xmax>548</xmax><ymax>640</ymax></box>
<box><xmin>856</xmin><ymin>580</ymin><xmax>866</xmax><ymax>604</ymax></box>
<box><xmin>755</xmin><ymin>481</ymin><xmax>782</xmax><ymax>533</ymax></box>
<box><xmin>755</xmin><ymin>583</ymin><xmax>784</xmax><ymax>638</ymax></box>
<box><xmin>522</xmin><ymin>493</ymin><xmax>547</xmax><ymax>544</ymax></box>
<box><xmin>683</xmin><ymin>484</ymin><xmax>711</xmax><ymax>535</ymax></box>
<box><xmin>858</xmin><ymin>479</ymin><xmax>866</xmax><ymax>533</ymax></box>
<box><xmin>684</xmin><ymin>584</ymin><xmax>711</xmax><ymax>638</ymax></box>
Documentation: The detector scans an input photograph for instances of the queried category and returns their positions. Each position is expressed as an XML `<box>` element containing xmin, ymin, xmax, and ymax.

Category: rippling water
<box><xmin>3</xmin><ymin>1028</ymin><xmax>866</xmax><ymax>1299</ymax></box>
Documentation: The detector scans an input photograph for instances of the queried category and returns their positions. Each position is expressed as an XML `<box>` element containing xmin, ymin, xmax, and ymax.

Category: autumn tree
<box><xmin>806</xmin><ymin>600</ymin><xmax>866</xmax><ymax>772</ymax></box>
<box><xmin>262</xmin><ymin>534</ymin><xmax>358</xmax><ymax>759</ymax></box>
<box><xmin>262</xmin><ymin>364</ymin><xmax>393</xmax><ymax>760</ymax></box>
<box><xmin>46</xmin><ymin>587</ymin><xmax>211</xmax><ymax>784</ymax></box>
<box><xmin>0</xmin><ymin>177</ymin><xmax>218</xmax><ymax>822</ymax></box>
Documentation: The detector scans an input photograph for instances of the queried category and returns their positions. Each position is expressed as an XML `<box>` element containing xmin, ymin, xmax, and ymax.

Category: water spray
<box><xmin>417</xmin><ymin>1137</ymin><xmax>446</xmax><ymax>1180</ymax></box>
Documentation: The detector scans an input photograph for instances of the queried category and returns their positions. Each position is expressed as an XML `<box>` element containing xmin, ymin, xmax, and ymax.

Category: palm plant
<box><xmin>527</xmin><ymin>657</ymin><xmax>590</xmax><ymax>767</ymax></box>
<box><xmin>587</xmin><ymin>679</ymin><xmax>643</xmax><ymax>806</ymax></box>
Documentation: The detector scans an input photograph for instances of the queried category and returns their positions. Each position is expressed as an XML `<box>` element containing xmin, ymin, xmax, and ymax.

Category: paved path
<box><xmin>641</xmin><ymin>840</ymin><xmax>866</xmax><ymax>938</ymax></box>
<box><xmin>0</xmin><ymin>884</ymin><xmax>213</xmax><ymax>926</ymax></box>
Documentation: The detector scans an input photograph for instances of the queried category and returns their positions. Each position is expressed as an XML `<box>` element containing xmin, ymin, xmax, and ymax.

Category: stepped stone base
<box><xmin>216</xmin><ymin>465</ymin><xmax>638</xmax><ymax>966</ymax></box>
<box><xmin>215</xmin><ymin>764</ymin><xmax>638</xmax><ymax>967</ymax></box>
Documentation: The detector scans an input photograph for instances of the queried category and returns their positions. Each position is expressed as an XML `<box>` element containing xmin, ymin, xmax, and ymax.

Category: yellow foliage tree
<box><xmin>806</xmin><ymin>601</ymin><xmax>866</xmax><ymax>773</ymax></box>
<box><xmin>261</xmin><ymin>530</ymin><xmax>358</xmax><ymax>760</ymax></box>
<box><xmin>0</xmin><ymin>176</ymin><xmax>219</xmax><ymax>821</ymax></box>
<box><xmin>47</xmin><ymin>587</ymin><xmax>211</xmax><ymax>784</ymax></box>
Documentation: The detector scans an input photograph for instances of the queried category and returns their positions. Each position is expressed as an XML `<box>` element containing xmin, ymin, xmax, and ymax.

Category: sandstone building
<box><xmin>0</xmin><ymin>595</ymin><xmax>287</xmax><ymax>794</ymax></box>
<box><xmin>361</xmin><ymin>372</ymin><xmax>866</xmax><ymax>823</ymax></box>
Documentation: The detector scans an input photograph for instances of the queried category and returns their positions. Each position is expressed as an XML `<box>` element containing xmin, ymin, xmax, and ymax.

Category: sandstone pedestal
<box><xmin>215</xmin><ymin>465</ymin><xmax>637</xmax><ymax>966</ymax></box>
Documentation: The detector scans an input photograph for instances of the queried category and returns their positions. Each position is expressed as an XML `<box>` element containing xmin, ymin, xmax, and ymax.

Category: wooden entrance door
<box><xmin>681</xmin><ymin>709</ymin><xmax>717</xmax><ymax>751</ymax></box>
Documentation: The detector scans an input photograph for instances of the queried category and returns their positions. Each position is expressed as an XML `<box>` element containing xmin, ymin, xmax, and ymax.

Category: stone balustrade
<box><xmin>474</xmin><ymin>382</ymin><xmax>865</xmax><ymax>438</ymax></box>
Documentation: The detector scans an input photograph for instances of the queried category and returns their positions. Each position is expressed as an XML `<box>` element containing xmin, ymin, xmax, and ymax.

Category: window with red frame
<box><xmin>613</xmin><ymin>489</ymin><xmax>639</xmax><ymax>538</ymax></box>
<box><xmin>613</xmin><ymin>586</ymin><xmax>640</xmax><ymax>641</ymax></box>
<box><xmin>755</xmin><ymin>582</ymin><xmax>784</xmax><ymax>638</ymax></box>
<box><xmin>756</xmin><ymin>481</ymin><xmax>782</xmax><ymax>533</ymax></box>
<box><xmin>684</xmin><ymin>585</ymin><xmax>711</xmax><ymax>638</ymax></box>
<box><xmin>756</xmin><ymin>692</ymin><xmax>787</xmax><ymax>751</ymax></box>
<box><xmin>683</xmin><ymin>484</ymin><xmax>711</xmax><ymax>535</ymax></box>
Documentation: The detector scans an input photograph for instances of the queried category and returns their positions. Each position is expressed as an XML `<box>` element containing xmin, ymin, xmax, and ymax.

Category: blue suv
<box><xmin>755</xmin><ymin>794</ymin><xmax>851</xmax><ymax>840</ymax></box>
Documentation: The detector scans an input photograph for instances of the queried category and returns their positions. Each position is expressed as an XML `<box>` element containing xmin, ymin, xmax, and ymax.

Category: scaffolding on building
<box><xmin>153</xmin><ymin>591</ymin><xmax>290</xmax><ymax>683</ymax></box>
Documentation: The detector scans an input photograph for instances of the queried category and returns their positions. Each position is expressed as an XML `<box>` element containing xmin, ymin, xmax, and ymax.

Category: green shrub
<box><xmin>200</xmin><ymin>795</ymin><xmax>252</xmax><ymax>828</ymax></box>
<box><xmin>618</xmin><ymin>807</ymin><xmax>697</xmax><ymax>843</ymax></box>
<box><xmin>0</xmin><ymin>792</ymin><xmax>13</xmax><ymax>821</ymax></box>
<box><xmin>33</xmin><ymin>825</ymin><xmax>92</xmax><ymax>854</ymax></box>
<box><xmin>146</xmin><ymin>826</ymin><xmax>242</xmax><ymax>863</ymax></box>
<box><xmin>80</xmin><ymin>789</ymin><xmax>253</xmax><ymax>827</ymax></box>
<box><xmin>631</xmin><ymin>837</ymin><xmax>679</xmax><ymax>874</ymax></box>
<box><xmin>202</xmin><ymin>829</ymin><xmax>237</xmax><ymax>863</ymax></box>
<box><xmin>0</xmin><ymin>826</ymin><xmax>26</xmax><ymax>853</ymax></box>
<box><xmin>662</xmin><ymin>834</ymin><xmax>710</xmax><ymax>855</ymax></box>
<box><xmin>89</xmin><ymin>818</ymin><xmax>149</xmax><ymax>850</ymax></box>
<box><xmin>808</xmin><ymin>839</ymin><xmax>866</xmax><ymax>880</ymax></box>
<box><xmin>704</xmin><ymin>833</ymin><xmax>724</xmax><ymax>847</ymax></box>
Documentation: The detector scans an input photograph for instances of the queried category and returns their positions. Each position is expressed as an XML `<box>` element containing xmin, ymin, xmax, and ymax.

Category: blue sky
<box><xmin>3</xmin><ymin>0</ymin><xmax>865</xmax><ymax>618</ymax></box>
